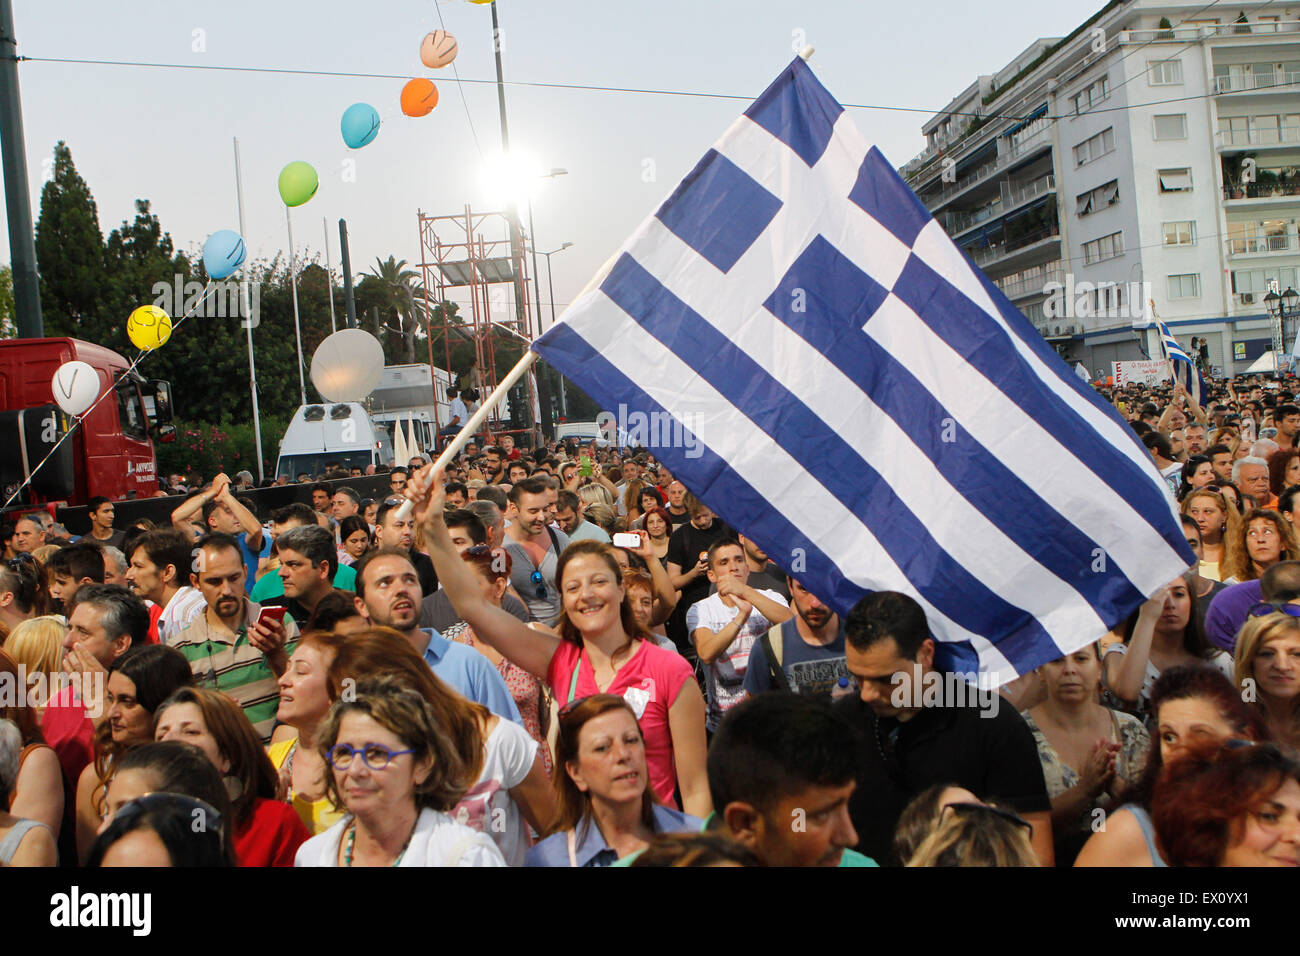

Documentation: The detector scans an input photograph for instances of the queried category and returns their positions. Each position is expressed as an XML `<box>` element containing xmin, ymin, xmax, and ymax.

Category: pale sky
<box><xmin>3</xmin><ymin>0</ymin><xmax>1105</xmax><ymax>330</ymax></box>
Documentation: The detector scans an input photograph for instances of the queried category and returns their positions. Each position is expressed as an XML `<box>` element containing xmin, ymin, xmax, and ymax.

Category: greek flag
<box><xmin>533</xmin><ymin>58</ymin><xmax>1194</xmax><ymax>684</ymax></box>
<box><xmin>1156</xmin><ymin>319</ymin><xmax>1207</xmax><ymax>406</ymax></box>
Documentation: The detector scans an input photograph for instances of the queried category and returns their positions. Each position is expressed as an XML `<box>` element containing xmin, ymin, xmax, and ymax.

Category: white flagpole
<box><xmin>394</xmin><ymin>350</ymin><xmax>539</xmax><ymax>520</ymax></box>
<box><xmin>286</xmin><ymin>207</ymin><xmax>307</xmax><ymax>406</ymax></box>
<box><xmin>234</xmin><ymin>137</ymin><xmax>265</xmax><ymax>483</ymax></box>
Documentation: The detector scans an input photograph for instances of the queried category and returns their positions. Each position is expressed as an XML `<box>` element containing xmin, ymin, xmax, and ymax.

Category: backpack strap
<box><xmin>546</xmin><ymin>525</ymin><xmax>561</xmax><ymax>556</ymax></box>
<box><xmin>762</xmin><ymin>622</ymin><xmax>791</xmax><ymax>693</ymax></box>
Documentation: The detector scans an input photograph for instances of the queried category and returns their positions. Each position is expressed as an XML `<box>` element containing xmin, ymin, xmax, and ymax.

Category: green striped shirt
<box><xmin>165</xmin><ymin>599</ymin><xmax>299</xmax><ymax>743</ymax></box>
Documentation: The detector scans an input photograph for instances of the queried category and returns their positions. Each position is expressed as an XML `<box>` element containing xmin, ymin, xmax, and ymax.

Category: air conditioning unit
<box><xmin>1241</xmin><ymin>292</ymin><xmax>1256</xmax><ymax>304</ymax></box>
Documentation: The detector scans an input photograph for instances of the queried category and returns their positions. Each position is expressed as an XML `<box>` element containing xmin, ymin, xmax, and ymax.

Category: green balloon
<box><xmin>278</xmin><ymin>161</ymin><xmax>319</xmax><ymax>207</ymax></box>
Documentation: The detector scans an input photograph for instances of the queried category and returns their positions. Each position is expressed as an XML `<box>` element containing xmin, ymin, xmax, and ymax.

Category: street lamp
<box><xmin>522</xmin><ymin>169</ymin><xmax>566</xmax><ymax>425</ymax></box>
<box><xmin>1264</xmin><ymin>285</ymin><xmax>1300</xmax><ymax>370</ymax></box>
<box><xmin>533</xmin><ymin>241</ymin><xmax>574</xmax><ymax>417</ymax></box>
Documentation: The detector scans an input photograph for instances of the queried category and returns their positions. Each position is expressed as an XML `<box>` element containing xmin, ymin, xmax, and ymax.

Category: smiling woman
<box><xmin>1234</xmin><ymin>613</ymin><xmax>1300</xmax><ymax>751</ymax></box>
<box><xmin>1152</xmin><ymin>740</ymin><xmax>1300</xmax><ymax>867</ymax></box>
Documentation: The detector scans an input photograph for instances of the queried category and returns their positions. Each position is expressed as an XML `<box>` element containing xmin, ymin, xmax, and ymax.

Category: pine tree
<box><xmin>34</xmin><ymin>142</ymin><xmax>108</xmax><ymax>339</ymax></box>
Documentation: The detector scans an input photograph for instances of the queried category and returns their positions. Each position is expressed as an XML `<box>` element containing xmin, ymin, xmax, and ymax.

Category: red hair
<box><xmin>1269</xmin><ymin>448</ymin><xmax>1300</xmax><ymax>496</ymax></box>
<box><xmin>642</xmin><ymin>507</ymin><xmax>673</xmax><ymax>537</ymax></box>
<box><xmin>1152</xmin><ymin>740</ymin><xmax>1300</xmax><ymax>866</ymax></box>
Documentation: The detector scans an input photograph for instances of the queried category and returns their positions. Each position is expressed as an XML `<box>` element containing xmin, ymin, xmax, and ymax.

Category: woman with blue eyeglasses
<box><xmin>294</xmin><ymin>676</ymin><xmax>505</xmax><ymax>867</ymax></box>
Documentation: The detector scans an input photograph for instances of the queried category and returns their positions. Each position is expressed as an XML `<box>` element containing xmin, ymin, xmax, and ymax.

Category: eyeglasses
<box><xmin>941</xmin><ymin>801</ymin><xmax>1033</xmax><ymax>834</ymax></box>
<box><xmin>529</xmin><ymin>569</ymin><xmax>546</xmax><ymax>600</ymax></box>
<box><xmin>328</xmin><ymin>743</ymin><xmax>416</xmax><ymax>771</ymax></box>
<box><xmin>1248</xmin><ymin>602</ymin><xmax>1300</xmax><ymax>619</ymax></box>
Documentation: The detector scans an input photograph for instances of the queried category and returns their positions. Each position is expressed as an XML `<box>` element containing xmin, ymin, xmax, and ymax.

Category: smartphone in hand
<box><xmin>254</xmin><ymin>606</ymin><xmax>288</xmax><ymax>628</ymax></box>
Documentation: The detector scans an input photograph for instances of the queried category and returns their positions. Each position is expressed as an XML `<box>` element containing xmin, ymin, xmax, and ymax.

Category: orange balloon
<box><xmin>401</xmin><ymin>78</ymin><xmax>439</xmax><ymax>117</ymax></box>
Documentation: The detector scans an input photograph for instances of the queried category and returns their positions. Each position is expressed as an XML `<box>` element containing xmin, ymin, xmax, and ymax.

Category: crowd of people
<box><xmin>0</xmin><ymin>383</ymin><xmax>1298</xmax><ymax>868</ymax></box>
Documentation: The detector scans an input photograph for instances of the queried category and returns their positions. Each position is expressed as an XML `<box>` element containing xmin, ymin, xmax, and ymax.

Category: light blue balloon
<box><xmin>202</xmin><ymin>230</ymin><xmax>246</xmax><ymax>280</ymax></box>
<box><xmin>341</xmin><ymin>102</ymin><xmax>381</xmax><ymax>149</ymax></box>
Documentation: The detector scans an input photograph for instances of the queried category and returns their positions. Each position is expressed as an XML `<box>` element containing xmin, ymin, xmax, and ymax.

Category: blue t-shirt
<box><xmin>238</xmin><ymin>532</ymin><xmax>273</xmax><ymax>595</ymax></box>
<box><xmin>420</xmin><ymin>629</ymin><xmax>522</xmax><ymax>724</ymax></box>
<box><xmin>742</xmin><ymin>618</ymin><xmax>848</xmax><ymax>697</ymax></box>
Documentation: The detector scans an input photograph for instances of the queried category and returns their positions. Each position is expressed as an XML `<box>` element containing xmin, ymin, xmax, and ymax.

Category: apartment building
<box><xmin>900</xmin><ymin>0</ymin><xmax>1300</xmax><ymax>377</ymax></box>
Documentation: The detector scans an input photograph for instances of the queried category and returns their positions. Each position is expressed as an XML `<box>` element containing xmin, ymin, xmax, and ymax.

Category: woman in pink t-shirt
<box><xmin>406</xmin><ymin>467</ymin><xmax>711</xmax><ymax>818</ymax></box>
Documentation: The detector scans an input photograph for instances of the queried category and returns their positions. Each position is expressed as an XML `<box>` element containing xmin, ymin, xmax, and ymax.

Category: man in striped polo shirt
<box><xmin>165</xmin><ymin>532</ymin><xmax>298</xmax><ymax>742</ymax></box>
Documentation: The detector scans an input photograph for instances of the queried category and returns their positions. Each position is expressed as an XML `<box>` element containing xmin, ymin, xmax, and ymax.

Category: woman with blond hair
<box><xmin>1222</xmin><ymin>509</ymin><xmax>1300</xmax><ymax>583</ymax></box>
<box><xmin>2</xmin><ymin>615</ymin><xmax>66</xmax><ymax>722</ymax></box>
<box><xmin>904</xmin><ymin>802</ymin><xmax>1039</xmax><ymax>867</ymax></box>
<box><xmin>1180</xmin><ymin>488</ymin><xmax>1240</xmax><ymax>582</ymax></box>
<box><xmin>1234</xmin><ymin>610</ymin><xmax>1300</xmax><ymax>751</ymax></box>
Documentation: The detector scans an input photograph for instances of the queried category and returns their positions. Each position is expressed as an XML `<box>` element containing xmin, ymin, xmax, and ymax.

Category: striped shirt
<box><xmin>156</xmin><ymin>586</ymin><xmax>207</xmax><ymax>644</ymax></box>
<box><xmin>165</xmin><ymin>598</ymin><xmax>299</xmax><ymax>742</ymax></box>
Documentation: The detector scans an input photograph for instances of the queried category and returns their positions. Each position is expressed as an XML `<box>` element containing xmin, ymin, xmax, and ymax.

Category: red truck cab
<box><xmin>0</xmin><ymin>337</ymin><xmax>174</xmax><ymax>507</ymax></box>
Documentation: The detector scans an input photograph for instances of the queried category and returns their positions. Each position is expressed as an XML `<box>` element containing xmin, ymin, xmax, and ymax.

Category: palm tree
<box><xmin>368</xmin><ymin>256</ymin><xmax>422</xmax><ymax>363</ymax></box>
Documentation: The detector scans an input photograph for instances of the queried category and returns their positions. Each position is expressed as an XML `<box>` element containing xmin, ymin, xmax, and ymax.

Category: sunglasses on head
<box><xmin>1248</xmin><ymin>601</ymin><xmax>1300</xmax><ymax>619</ymax></box>
<box><xmin>941</xmin><ymin>801</ymin><xmax>1033</xmax><ymax>834</ymax></box>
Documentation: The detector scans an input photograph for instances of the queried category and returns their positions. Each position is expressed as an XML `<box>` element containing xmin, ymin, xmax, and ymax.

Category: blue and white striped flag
<box><xmin>533</xmin><ymin>58</ymin><xmax>1194</xmax><ymax>685</ymax></box>
<box><xmin>1156</xmin><ymin>319</ymin><xmax>1207</xmax><ymax>406</ymax></box>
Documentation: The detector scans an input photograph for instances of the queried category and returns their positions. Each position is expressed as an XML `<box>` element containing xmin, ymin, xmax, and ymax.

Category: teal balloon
<box><xmin>202</xmin><ymin>230</ymin><xmax>246</xmax><ymax>280</ymax></box>
<box><xmin>278</xmin><ymin>161</ymin><xmax>319</xmax><ymax>207</ymax></box>
<box><xmin>341</xmin><ymin>103</ymin><xmax>381</xmax><ymax>149</ymax></box>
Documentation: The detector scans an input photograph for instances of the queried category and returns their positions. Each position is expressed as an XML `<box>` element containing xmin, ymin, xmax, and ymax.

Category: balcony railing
<box><xmin>1227</xmin><ymin>234</ymin><xmax>1297</xmax><ymax>254</ymax></box>
<box><xmin>1224</xmin><ymin>181</ymin><xmax>1300</xmax><ymax>200</ymax></box>
<box><xmin>944</xmin><ymin>175</ymin><xmax>1057</xmax><ymax>236</ymax></box>
<box><xmin>997</xmin><ymin>266</ymin><xmax>1065</xmax><ymax>300</ymax></box>
<box><xmin>968</xmin><ymin>224</ymin><xmax>1061</xmax><ymax>267</ymax></box>
<box><xmin>1121</xmin><ymin>21</ymin><xmax>1300</xmax><ymax>44</ymax></box>
<box><xmin>1216</xmin><ymin>125</ymin><xmax>1300</xmax><ymax>147</ymax></box>
<box><xmin>1214</xmin><ymin>70</ymin><xmax>1300</xmax><ymax>94</ymax></box>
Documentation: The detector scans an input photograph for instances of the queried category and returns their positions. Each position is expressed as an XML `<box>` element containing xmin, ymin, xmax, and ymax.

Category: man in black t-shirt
<box><xmin>834</xmin><ymin>591</ymin><xmax>1053</xmax><ymax>866</ymax></box>
<box><xmin>665</xmin><ymin>494</ymin><xmax>730</xmax><ymax>658</ymax></box>
<box><xmin>664</xmin><ymin>480</ymin><xmax>691</xmax><ymax>528</ymax></box>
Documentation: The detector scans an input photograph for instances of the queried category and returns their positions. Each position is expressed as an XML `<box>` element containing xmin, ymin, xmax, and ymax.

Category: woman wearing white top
<box><xmin>295</xmin><ymin>676</ymin><xmax>504</xmax><ymax>867</ymax></box>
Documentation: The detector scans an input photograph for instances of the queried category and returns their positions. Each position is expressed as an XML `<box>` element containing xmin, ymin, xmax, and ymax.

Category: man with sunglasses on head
<box><xmin>419</xmin><ymin>510</ymin><xmax>530</xmax><ymax>631</ymax></box>
<box><xmin>1205</xmin><ymin>559</ymin><xmax>1300</xmax><ymax>655</ymax></box>
<box><xmin>503</xmin><ymin>477</ymin><xmax>569</xmax><ymax>622</ymax></box>
<box><xmin>836</xmin><ymin>591</ymin><xmax>1053</xmax><ymax>866</ymax></box>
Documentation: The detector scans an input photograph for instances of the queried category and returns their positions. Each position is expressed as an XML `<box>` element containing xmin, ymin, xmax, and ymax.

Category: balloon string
<box><xmin>2</xmin><ymin>280</ymin><xmax>217</xmax><ymax>513</ymax></box>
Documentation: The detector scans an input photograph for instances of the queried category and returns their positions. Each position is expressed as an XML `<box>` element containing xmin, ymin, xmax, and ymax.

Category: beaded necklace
<box><xmin>343</xmin><ymin>815</ymin><xmax>418</xmax><ymax>867</ymax></box>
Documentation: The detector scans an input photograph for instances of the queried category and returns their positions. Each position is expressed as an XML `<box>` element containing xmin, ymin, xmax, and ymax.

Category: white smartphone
<box><xmin>612</xmin><ymin>532</ymin><xmax>641</xmax><ymax>549</ymax></box>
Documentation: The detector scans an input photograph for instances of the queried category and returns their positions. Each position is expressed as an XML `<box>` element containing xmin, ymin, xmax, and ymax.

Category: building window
<box><xmin>1153</xmin><ymin>114</ymin><xmax>1188</xmax><ymax>140</ymax></box>
<box><xmin>1168</xmin><ymin>273</ymin><xmax>1201</xmax><ymax>298</ymax></box>
<box><xmin>1072</xmin><ymin>75</ymin><xmax>1111</xmax><ymax>115</ymax></box>
<box><xmin>1163</xmin><ymin>220</ymin><xmax>1196</xmax><ymax>245</ymax></box>
<box><xmin>1076</xmin><ymin>180</ymin><xmax>1120</xmax><ymax>216</ymax></box>
<box><xmin>1148</xmin><ymin>60</ymin><xmax>1184</xmax><ymax>85</ymax></box>
<box><xmin>1074</xmin><ymin>127</ymin><xmax>1116</xmax><ymax>166</ymax></box>
<box><xmin>1083</xmin><ymin>231</ymin><xmax>1124</xmax><ymax>265</ymax></box>
<box><xmin>1158</xmin><ymin>168</ymin><xmax>1193</xmax><ymax>192</ymax></box>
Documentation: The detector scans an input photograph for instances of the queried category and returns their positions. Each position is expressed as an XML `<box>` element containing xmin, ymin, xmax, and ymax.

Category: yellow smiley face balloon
<box><xmin>127</xmin><ymin>304</ymin><xmax>173</xmax><ymax>351</ymax></box>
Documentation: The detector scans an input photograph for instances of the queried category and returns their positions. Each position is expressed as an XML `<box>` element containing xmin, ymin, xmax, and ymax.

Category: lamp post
<box><xmin>524</xmin><ymin>168</ymin><xmax>567</xmax><ymax>430</ymax></box>
<box><xmin>537</xmin><ymin>241</ymin><xmax>574</xmax><ymax>416</ymax></box>
<box><xmin>1264</xmin><ymin>285</ymin><xmax>1300</xmax><ymax>373</ymax></box>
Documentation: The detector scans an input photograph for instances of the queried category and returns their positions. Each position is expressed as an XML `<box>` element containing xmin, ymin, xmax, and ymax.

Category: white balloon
<box><xmin>310</xmin><ymin>329</ymin><xmax>385</xmax><ymax>403</ymax></box>
<box><xmin>51</xmin><ymin>361</ymin><xmax>101</xmax><ymax>417</ymax></box>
